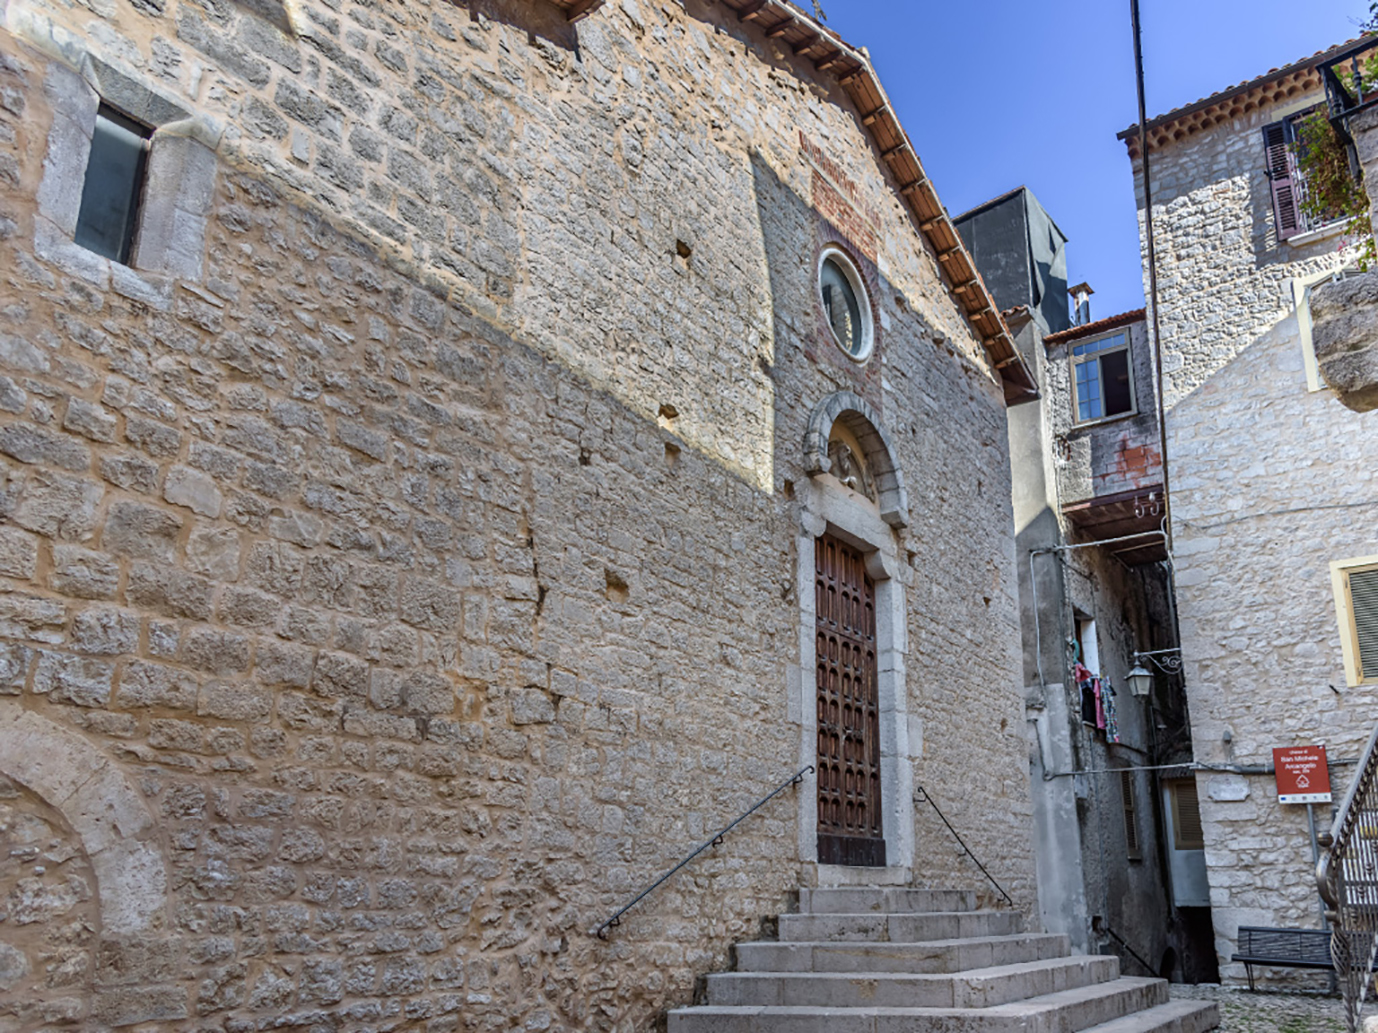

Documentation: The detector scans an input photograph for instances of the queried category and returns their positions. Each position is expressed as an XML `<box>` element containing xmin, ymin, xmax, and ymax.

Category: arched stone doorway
<box><xmin>795</xmin><ymin>393</ymin><xmax>917</xmax><ymax>879</ymax></box>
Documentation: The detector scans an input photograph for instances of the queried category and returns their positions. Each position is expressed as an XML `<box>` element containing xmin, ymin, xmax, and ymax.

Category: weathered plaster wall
<box><xmin>0</xmin><ymin>0</ymin><xmax>1035</xmax><ymax>1028</ymax></box>
<box><xmin>1047</xmin><ymin>321</ymin><xmax>1161</xmax><ymax>507</ymax></box>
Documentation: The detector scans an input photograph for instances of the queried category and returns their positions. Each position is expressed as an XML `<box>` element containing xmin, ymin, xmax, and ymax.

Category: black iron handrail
<box><xmin>915</xmin><ymin>785</ymin><xmax>1014</xmax><ymax>908</ymax></box>
<box><xmin>592</xmin><ymin>764</ymin><xmax>813</xmax><ymax>939</ymax></box>
<box><xmin>1317</xmin><ymin>722</ymin><xmax>1378</xmax><ymax>1032</ymax></box>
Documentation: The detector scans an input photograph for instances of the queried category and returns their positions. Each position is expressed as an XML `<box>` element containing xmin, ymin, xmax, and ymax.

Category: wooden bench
<box><xmin>1233</xmin><ymin>926</ymin><xmax>1333</xmax><ymax>990</ymax></box>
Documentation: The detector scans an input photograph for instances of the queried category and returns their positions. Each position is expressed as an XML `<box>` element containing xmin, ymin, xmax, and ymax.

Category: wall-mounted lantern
<box><xmin>1128</xmin><ymin>648</ymin><xmax>1183</xmax><ymax>698</ymax></box>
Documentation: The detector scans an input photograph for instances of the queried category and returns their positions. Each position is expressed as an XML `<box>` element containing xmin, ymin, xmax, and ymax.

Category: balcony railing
<box><xmin>1320</xmin><ymin>38</ymin><xmax>1378</xmax><ymax>151</ymax></box>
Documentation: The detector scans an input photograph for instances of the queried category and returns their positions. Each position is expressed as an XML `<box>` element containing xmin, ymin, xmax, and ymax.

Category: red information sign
<box><xmin>1273</xmin><ymin>745</ymin><xmax>1332</xmax><ymax>804</ymax></box>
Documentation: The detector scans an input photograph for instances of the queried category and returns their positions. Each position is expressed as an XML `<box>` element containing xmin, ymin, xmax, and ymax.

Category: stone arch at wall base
<box><xmin>0</xmin><ymin>703</ymin><xmax>167</xmax><ymax>934</ymax></box>
<box><xmin>803</xmin><ymin>390</ymin><xmax>910</xmax><ymax>530</ymax></box>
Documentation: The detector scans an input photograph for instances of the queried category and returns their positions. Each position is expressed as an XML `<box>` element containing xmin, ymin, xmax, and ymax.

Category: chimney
<box><xmin>1068</xmin><ymin>282</ymin><xmax>1094</xmax><ymax>327</ymax></box>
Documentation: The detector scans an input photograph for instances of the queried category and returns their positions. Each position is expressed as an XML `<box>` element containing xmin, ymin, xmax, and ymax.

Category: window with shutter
<box><xmin>1121</xmin><ymin>769</ymin><xmax>1142</xmax><ymax>860</ymax></box>
<box><xmin>1349</xmin><ymin>569</ymin><xmax>1378</xmax><ymax>681</ymax></box>
<box><xmin>1322</xmin><ymin>559</ymin><xmax>1378</xmax><ymax>688</ymax></box>
<box><xmin>1263</xmin><ymin>120</ymin><xmax>1302</xmax><ymax>242</ymax></box>
<box><xmin>1331</xmin><ymin>557</ymin><xmax>1378</xmax><ymax>686</ymax></box>
<box><xmin>1172</xmin><ymin>779</ymin><xmax>1205</xmax><ymax>851</ymax></box>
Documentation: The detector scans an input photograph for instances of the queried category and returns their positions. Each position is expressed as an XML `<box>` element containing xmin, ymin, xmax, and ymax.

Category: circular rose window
<box><xmin>819</xmin><ymin>247</ymin><xmax>874</xmax><ymax>362</ymax></box>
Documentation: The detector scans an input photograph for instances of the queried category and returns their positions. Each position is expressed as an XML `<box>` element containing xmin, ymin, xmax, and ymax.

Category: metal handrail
<box><xmin>915</xmin><ymin>785</ymin><xmax>1014</xmax><ymax>907</ymax></box>
<box><xmin>1318</xmin><ymin>722</ymin><xmax>1378</xmax><ymax>1032</ymax></box>
<box><xmin>591</xmin><ymin>764</ymin><xmax>813</xmax><ymax>939</ymax></box>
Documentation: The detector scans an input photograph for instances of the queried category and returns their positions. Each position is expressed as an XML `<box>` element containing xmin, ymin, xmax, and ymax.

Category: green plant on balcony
<box><xmin>1294</xmin><ymin>107</ymin><xmax>1376</xmax><ymax>269</ymax></box>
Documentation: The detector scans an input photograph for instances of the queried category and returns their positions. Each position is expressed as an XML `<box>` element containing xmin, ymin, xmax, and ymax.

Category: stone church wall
<box><xmin>0</xmin><ymin>0</ymin><xmax>1035</xmax><ymax>1028</ymax></box>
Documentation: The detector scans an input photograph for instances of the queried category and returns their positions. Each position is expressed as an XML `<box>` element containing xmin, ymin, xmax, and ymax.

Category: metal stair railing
<box><xmin>591</xmin><ymin>764</ymin><xmax>813</xmax><ymax>939</ymax></box>
<box><xmin>915</xmin><ymin>785</ymin><xmax>1014</xmax><ymax>908</ymax></box>
<box><xmin>1318</xmin><ymin>722</ymin><xmax>1378</xmax><ymax>1033</ymax></box>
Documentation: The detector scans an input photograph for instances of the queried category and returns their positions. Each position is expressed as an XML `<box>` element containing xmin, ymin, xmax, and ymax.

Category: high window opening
<box><xmin>1265</xmin><ymin>104</ymin><xmax>1346</xmax><ymax>242</ymax></box>
<box><xmin>818</xmin><ymin>247</ymin><xmax>874</xmax><ymax>362</ymax></box>
<box><xmin>75</xmin><ymin>105</ymin><xmax>152</xmax><ymax>265</ymax></box>
<box><xmin>1073</xmin><ymin>331</ymin><xmax>1135</xmax><ymax>423</ymax></box>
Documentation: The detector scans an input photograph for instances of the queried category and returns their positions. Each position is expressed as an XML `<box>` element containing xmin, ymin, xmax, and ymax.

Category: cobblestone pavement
<box><xmin>1170</xmin><ymin>983</ymin><xmax>1348</xmax><ymax>1032</ymax></box>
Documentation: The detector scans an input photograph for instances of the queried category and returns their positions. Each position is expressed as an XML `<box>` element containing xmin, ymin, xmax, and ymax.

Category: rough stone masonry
<box><xmin>0</xmin><ymin>0</ymin><xmax>1036</xmax><ymax>1029</ymax></box>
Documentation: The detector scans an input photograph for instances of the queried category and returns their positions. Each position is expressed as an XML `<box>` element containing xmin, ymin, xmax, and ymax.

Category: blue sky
<box><xmin>821</xmin><ymin>0</ymin><xmax>1366</xmax><ymax>321</ymax></box>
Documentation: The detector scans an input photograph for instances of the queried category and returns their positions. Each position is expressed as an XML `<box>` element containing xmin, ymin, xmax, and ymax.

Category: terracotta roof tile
<box><xmin>1118</xmin><ymin>38</ymin><xmax>1365</xmax><ymax>139</ymax></box>
<box><xmin>1043</xmin><ymin>308</ymin><xmax>1146</xmax><ymax>345</ymax></box>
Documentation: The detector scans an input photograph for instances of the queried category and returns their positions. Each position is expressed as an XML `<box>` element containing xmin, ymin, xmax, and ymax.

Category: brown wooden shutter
<box><xmin>1173</xmin><ymin>779</ymin><xmax>1205</xmax><ymax>850</ymax></box>
<box><xmin>1264</xmin><ymin>121</ymin><xmax>1301</xmax><ymax>241</ymax></box>
<box><xmin>1121</xmin><ymin>769</ymin><xmax>1141</xmax><ymax>859</ymax></box>
<box><xmin>1346</xmin><ymin>567</ymin><xmax>1378</xmax><ymax>682</ymax></box>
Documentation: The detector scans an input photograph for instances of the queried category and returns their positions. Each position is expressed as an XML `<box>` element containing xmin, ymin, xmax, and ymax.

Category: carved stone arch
<box><xmin>803</xmin><ymin>391</ymin><xmax>910</xmax><ymax>530</ymax></box>
<box><xmin>0</xmin><ymin>703</ymin><xmax>168</xmax><ymax>934</ymax></box>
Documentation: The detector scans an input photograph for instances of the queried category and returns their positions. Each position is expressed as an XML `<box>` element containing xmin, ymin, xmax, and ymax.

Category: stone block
<box><xmin>510</xmin><ymin>687</ymin><xmax>555</xmax><ymax>725</ymax></box>
<box><xmin>93</xmin><ymin>983</ymin><xmax>189</xmax><ymax>1026</ymax></box>
<box><xmin>198</xmin><ymin>680</ymin><xmax>272</xmax><ymax>720</ymax></box>
<box><xmin>51</xmin><ymin>544</ymin><xmax>119</xmax><ymax>598</ymax></box>
<box><xmin>118</xmin><ymin>659</ymin><xmax>198</xmax><ymax>710</ymax></box>
<box><xmin>0</xmin><ymin>525</ymin><xmax>38</xmax><ymax>578</ymax></box>
<box><xmin>72</xmin><ymin>608</ymin><xmax>140</xmax><ymax>655</ymax></box>
<box><xmin>104</xmin><ymin>500</ymin><xmax>183</xmax><ymax>561</ymax></box>
<box><xmin>0</xmin><ymin>420</ymin><xmax>91</xmax><ymax>471</ymax></box>
<box><xmin>126</xmin><ymin>562</ymin><xmax>214</xmax><ymax>619</ymax></box>
<box><xmin>0</xmin><ymin>332</ymin><xmax>53</xmax><ymax>374</ymax></box>
<box><xmin>33</xmin><ymin>650</ymin><xmax>114</xmax><ymax>706</ymax></box>
<box><xmin>164</xmin><ymin>464</ymin><xmax>223</xmax><ymax>517</ymax></box>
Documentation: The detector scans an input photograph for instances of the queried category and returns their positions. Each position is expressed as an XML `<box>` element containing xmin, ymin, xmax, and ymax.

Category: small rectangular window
<box><xmin>1121</xmin><ymin>769</ymin><xmax>1142</xmax><ymax>861</ymax></box>
<box><xmin>1331</xmin><ymin>556</ymin><xmax>1378</xmax><ymax>686</ymax></box>
<box><xmin>74</xmin><ymin>105</ymin><xmax>152</xmax><ymax>265</ymax></box>
<box><xmin>1171</xmin><ymin>779</ymin><xmax>1204</xmax><ymax>851</ymax></box>
<box><xmin>1071</xmin><ymin>332</ymin><xmax>1135</xmax><ymax>423</ymax></box>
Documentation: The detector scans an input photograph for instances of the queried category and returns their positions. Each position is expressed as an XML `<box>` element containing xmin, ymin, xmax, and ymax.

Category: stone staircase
<box><xmin>668</xmin><ymin>887</ymin><xmax>1219</xmax><ymax>1032</ymax></box>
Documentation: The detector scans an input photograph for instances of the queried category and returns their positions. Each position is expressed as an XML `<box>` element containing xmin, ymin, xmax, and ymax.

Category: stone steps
<box><xmin>669</xmin><ymin>976</ymin><xmax>1168</xmax><ymax>1032</ymax></box>
<box><xmin>667</xmin><ymin>885</ymin><xmax>1218</xmax><ymax>1032</ymax></box>
<box><xmin>798</xmin><ymin>887</ymin><xmax>978</xmax><ymax>914</ymax></box>
<box><xmin>1081</xmin><ymin>1000</ymin><xmax>1221</xmax><ymax>1033</ymax></box>
<box><xmin>705</xmin><ymin>954</ymin><xmax>1121</xmax><ymax>1008</ymax></box>
<box><xmin>777</xmin><ymin>909</ymin><xmax>1024</xmax><ymax>943</ymax></box>
<box><xmin>735</xmin><ymin>933</ymin><xmax>1072</xmax><ymax>974</ymax></box>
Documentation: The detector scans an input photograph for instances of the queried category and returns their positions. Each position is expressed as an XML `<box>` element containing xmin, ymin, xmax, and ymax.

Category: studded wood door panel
<box><xmin>815</xmin><ymin>533</ymin><xmax>885</xmax><ymax>867</ymax></box>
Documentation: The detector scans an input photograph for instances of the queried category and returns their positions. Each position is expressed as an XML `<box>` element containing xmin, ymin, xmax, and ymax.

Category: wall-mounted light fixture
<box><xmin>1126</xmin><ymin>648</ymin><xmax>1183</xmax><ymax>698</ymax></box>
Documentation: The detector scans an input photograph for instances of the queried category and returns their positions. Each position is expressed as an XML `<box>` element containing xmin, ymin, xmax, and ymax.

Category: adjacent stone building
<box><xmin>0</xmin><ymin>0</ymin><xmax>1047</xmax><ymax>1027</ymax></box>
<box><xmin>1121</xmin><ymin>38</ymin><xmax>1378</xmax><ymax>987</ymax></box>
<box><xmin>957</xmin><ymin>187</ymin><xmax>1215</xmax><ymax>985</ymax></box>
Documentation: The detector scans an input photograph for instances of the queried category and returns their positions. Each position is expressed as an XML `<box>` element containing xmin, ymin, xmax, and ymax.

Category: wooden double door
<box><xmin>814</xmin><ymin>533</ymin><xmax>885</xmax><ymax>867</ymax></box>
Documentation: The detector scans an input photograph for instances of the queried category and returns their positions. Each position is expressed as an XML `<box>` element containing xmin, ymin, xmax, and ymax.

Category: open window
<box><xmin>74</xmin><ymin>105</ymin><xmax>152</xmax><ymax>265</ymax></box>
<box><xmin>1265</xmin><ymin>105</ymin><xmax>1348</xmax><ymax>243</ymax></box>
<box><xmin>1072</xmin><ymin>331</ymin><xmax>1135</xmax><ymax>423</ymax></box>
<box><xmin>35</xmin><ymin>58</ymin><xmax>218</xmax><ymax>288</ymax></box>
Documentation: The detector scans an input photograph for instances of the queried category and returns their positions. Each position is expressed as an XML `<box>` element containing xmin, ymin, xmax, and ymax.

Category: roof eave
<box><xmin>686</xmin><ymin>0</ymin><xmax>1037</xmax><ymax>405</ymax></box>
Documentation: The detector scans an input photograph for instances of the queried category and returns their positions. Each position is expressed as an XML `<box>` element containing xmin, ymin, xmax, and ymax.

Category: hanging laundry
<box><xmin>1102</xmin><ymin>680</ymin><xmax>1121</xmax><ymax>744</ymax></box>
<box><xmin>1075</xmin><ymin>662</ymin><xmax>1098</xmax><ymax>725</ymax></box>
